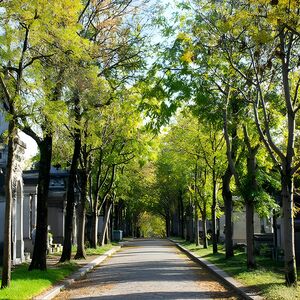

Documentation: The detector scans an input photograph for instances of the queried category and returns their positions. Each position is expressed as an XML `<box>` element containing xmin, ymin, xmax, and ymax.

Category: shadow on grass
<box><xmin>0</xmin><ymin>262</ymin><xmax>78</xmax><ymax>299</ymax></box>
<box><xmin>50</xmin><ymin>244</ymin><xmax>116</xmax><ymax>259</ymax></box>
<box><xmin>182</xmin><ymin>241</ymin><xmax>285</xmax><ymax>276</ymax></box>
<box><xmin>177</xmin><ymin>240</ymin><xmax>300</xmax><ymax>299</ymax></box>
<box><xmin>10</xmin><ymin>262</ymin><xmax>77</xmax><ymax>282</ymax></box>
<box><xmin>244</xmin><ymin>282</ymin><xmax>283</xmax><ymax>295</ymax></box>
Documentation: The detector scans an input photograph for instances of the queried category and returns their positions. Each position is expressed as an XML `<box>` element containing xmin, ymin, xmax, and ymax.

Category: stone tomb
<box><xmin>0</xmin><ymin>135</ymin><xmax>27</xmax><ymax>264</ymax></box>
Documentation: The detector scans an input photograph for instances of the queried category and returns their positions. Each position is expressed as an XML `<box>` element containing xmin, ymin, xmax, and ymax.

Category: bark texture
<box><xmin>202</xmin><ymin>216</ymin><xmax>208</xmax><ymax>249</ymax></box>
<box><xmin>211</xmin><ymin>176</ymin><xmax>218</xmax><ymax>254</ymax></box>
<box><xmin>60</xmin><ymin>106</ymin><xmax>81</xmax><ymax>261</ymax></box>
<box><xmin>1</xmin><ymin>120</ymin><xmax>15</xmax><ymax>288</ymax></box>
<box><xmin>74</xmin><ymin>170</ymin><xmax>88</xmax><ymax>260</ymax></box>
<box><xmin>100</xmin><ymin>201</ymin><xmax>113</xmax><ymax>246</ymax></box>
<box><xmin>29</xmin><ymin>136</ymin><xmax>52</xmax><ymax>270</ymax></box>
<box><xmin>91</xmin><ymin>211</ymin><xmax>98</xmax><ymax>248</ymax></box>
<box><xmin>194</xmin><ymin>209</ymin><xmax>200</xmax><ymax>246</ymax></box>
<box><xmin>281</xmin><ymin>170</ymin><xmax>297</xmax><ymax>285</ymax></box>
<box><xmin>222</xmin><ymin>166</ymin><xmax>234</xmax><ymax>258</ymax></box>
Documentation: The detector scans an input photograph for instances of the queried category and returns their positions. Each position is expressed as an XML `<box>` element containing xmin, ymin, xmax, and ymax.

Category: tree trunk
<box><xmin>222</xmin><ymin>166</ymin><xmax>234</xmax><ymax>258</ymax></box>
<box><xmin>29</xmin><ymin>135</ymin><xmax>52</xmax><ymax>271</ymax></box>
<box><xmin>165</xmin><ymin>211</ymin><xmax>170</xmax><ymax>238</ymax></box>
<box><xmin>60</xmin><ymin>140</ymin><xmax>81</xmax><ymax>261</ymax></box>
<box><xmin>108</xmin><ymin>214</ymin><xmax>112</xmax><ymax>243</ymax></box>
<box><xmin>279</xmin><ymin>30</ymin><xmax>297</xmax><ymax>286</ymax></box>
<box><xmin>202</xmin><ymin>214</ymin><xmax>208</xmax><ymax>249</ymax></box>
<box><xmin>74</xmin><ymin>171</ymin><xmax>87</xmax><ymax>259</ymax></box>
<box><xmin>170</xmin><ymin>213</ymin><xmax>174</xmax><ymax>236</ymax></box>
<box><xmin>194</xmin><ymin>208</ymin><xmax>200</xmax><ymax>246</ymax></box>
<box><xmin>212</xmin><ymin>177</ymin><xmax>218</xmax><ymax>254</ymax></box>
<box><xmin>90</xmin><ymin>211</ymin><xmax>98</xmax><ymax>248</ymax></box>
<box><xmin>189</xmin><ymin>202</ymin><xmax>194</xmax><ymax>242</ymax></box>
<box><xmin>217</xmin><ymin>218</ymin><xmax>220</xmax><ymax>243</ymax></box>
<box><xmin>244</xmin><ymin>141</ymin><xmax>258</xmax><ymax>269</ymax></box>
<box><xmin>1</xmin><ymin>120</ymin><xmax>15</xmax><ymax>288</ymax></box>
<box><xmin>94</xmin><ymin>164</ymin><xmax>115</xmax><ymax>245</ymax></box>
<box><xmin>223</xmin><ymin>96</ymin><xmax>240</xmax><ymax>259</ymax></box>
<box><xmin>179</xmin><ymin>191</ymin><xmax>185</xmax><ymax>238</ymax></box>
<box><xmin>186</xmin><ymin>201</ymin><xmax>193</xmax><ymax>241</ymax></box>
<box><xmin>273</xmin><ymin>209</ymin><xmax>278</xmax><ymax>261</ymax></box>
<box><xmin>60</xmin><ymin>95</ymin><xmax>81</xmax><ymax>261</ymax></box>
<box><xmin>281</xmin><ymin>170</ymin><xmax>297</xmax><ymax>286</ymax></box>
<box><xmin>100</xmin><ymin>201</ymin><xmax>112</xmax><ymax>246</ymax></box>
<box><xmin>245</xmin><ymin>200</ymin><xmax>255</xmax><ymax>268</ymax></box>
<box><xmin>114</xmin><ymin>201</ymin><xmax>120</xmax><ymax>229</ymax></box>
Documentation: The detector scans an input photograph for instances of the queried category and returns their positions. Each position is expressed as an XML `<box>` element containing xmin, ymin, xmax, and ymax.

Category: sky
<box><xmin>19</xmin><ymin>132</ymin><xmax>38</xmax><ymax>160</ymax></box>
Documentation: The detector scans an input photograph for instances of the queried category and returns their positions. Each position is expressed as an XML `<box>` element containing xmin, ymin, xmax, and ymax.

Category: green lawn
<box><xmin>178</xmin><ymin>240</ymin><xmax>299</xmax><ymax>300</ymax></box>
<box><xmin>84</xmin><ymin>243</ymin><xmax>117</xmax><ymax>255</ymax></box>
<box><xmin>0</xmin><ymin>262</ymin><xmax>78</xmax><ymax>299</ymax></box>
<box><xmin>0</xmin><ymin>244</ymin><xmax>116</xmax><ymax>299</ymax></box>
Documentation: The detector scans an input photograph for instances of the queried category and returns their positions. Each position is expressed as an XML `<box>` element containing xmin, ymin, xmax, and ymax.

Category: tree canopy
<box><xmin>1</xmin><ymin>0</ymin><xmax>300</xmax><ymax>290</ymax></box>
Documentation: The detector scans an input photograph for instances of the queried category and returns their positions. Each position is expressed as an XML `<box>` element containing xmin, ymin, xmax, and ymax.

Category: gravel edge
<box><xmin>170</xmin><ymin>240</ymin><xmax>264</xmax><ymax>300</ymax></box>
<box><xmin>33</xmin><ymin>246</ymin><xmax>122</xmax><ymax>300</ymax></box>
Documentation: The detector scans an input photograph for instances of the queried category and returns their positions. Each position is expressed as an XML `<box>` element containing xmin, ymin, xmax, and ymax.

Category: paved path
<box><xmin>55</xmin><ymin>239</ymin><xmax>241</xmax><ymax>299</ymax></box>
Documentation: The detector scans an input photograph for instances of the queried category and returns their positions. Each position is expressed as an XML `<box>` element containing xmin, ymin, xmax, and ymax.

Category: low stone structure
<box><xmin>0</xmin><ymin>131</ymin><xmax>27</xmax><ymax>264</ymax></box>
<box><xmin>0</xmin><ymin>117</ymin><xmax>73</xmax><ymax>263</ymax></box>
<box><xmin>23</xmin><ymin>167</ymin><xmax>72</xmax><ymax>254</ymax></box>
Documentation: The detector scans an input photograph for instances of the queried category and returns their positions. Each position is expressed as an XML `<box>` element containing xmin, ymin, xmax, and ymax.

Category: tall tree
<box><xmin>212</xmin><ymin>0</ymin><xmax>300</xmax><ymax>284</ymax></box>
<box><xmin>0</xmin><ymin>0</ymin><xmax>81</xmax><ymax>281</ymax></box>
<box><xmin>59</xmin><ymin>89</ymin><xmax>81</xmax><ymax>262</ymax></box>
<box><xmin>5</xmin><ymin>0</ymin><xmax>85</xmax><ymax>271</ymax></box>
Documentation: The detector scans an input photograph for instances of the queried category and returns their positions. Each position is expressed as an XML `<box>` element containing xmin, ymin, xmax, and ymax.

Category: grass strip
<box><xmin>84</xmin><ymin>243</ymin><xmax>116</xmax><ymax>256</ymax></box>
<box><xmin>0</xmin><ymin>262</ymin><xmax>77</xmax><ymax>299</ymax></box>
<box><xmin>178</xmin><ymin>241</ymin><xmax>300</xmax><ymax>300</ymax></box>
<box><xmin>0</xmin><ymin>244</ymin><xmax>116</xmax><ymax>299</ymax></box>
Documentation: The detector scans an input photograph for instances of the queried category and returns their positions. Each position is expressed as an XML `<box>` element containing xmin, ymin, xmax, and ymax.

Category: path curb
<box><xmin>171</xmin><ymin>240</ymin><xmax>263</xmax><ymax>300</ymax></box>
<box><xmin>33</xmin><ymin>246</ymin><xmax>121</xmax><ymax>300</ymax></box>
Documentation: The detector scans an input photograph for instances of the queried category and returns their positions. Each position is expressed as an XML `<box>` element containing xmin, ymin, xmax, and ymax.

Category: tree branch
<box><xmin>0</xmin><ymin>75</ymin><xmax>12</xmax><ymax>111</ymax></box>
<box><xmin>78</xmin><ymin>0</ymin><xmax>91</xmax><ymax>23</ymax></box>
<box><xmin>223</xmin><ymin>89</ymin><xmax>241</xmax><ymax>188</ymax></box>
<box><xmin>23</xmin><ymin>54</ymin><xmax>55</xmax><ymax>69</ymax></box>
<box><xmin>292</xmin><ymin>161</ymin><xmax>300</xmax><ymax>175</ymax></box>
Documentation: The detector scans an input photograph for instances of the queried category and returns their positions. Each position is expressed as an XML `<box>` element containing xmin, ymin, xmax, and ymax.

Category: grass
<box><xmin>51</xmin><ymin>243</ymin><xmax>117</xmax><ymax>257</ymax></box>
<box><xmin>85</xmin><ymin>243</ymin><xmax>117</xmax><ymax>255</ymax></box>
<box><xmin>179</xmin><ymin>241</ymin><xmax>300</xmax><ymax>300</ymax></box>
<box><xmin>0</xmin><ymin>243</ymin><xmax>118</xmax><ymax>299</ymax></box>
<box><xmin>0</xmin><ymin>262</ymin><xmax>78</xmax><ymax>299</ymax></box>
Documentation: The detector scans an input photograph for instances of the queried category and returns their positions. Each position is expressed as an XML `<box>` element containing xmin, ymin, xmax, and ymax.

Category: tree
<box><xmin>56</xmin><ymin>0</ymin><xmax>149</xmax><ymax>259</ymax></box>
<box><xmin>59</xmin><ymin>89</ymin><xmax>81</xmax><ymax>262</ymax></box>
<box><xmin>89</xmin><ymin>94</ymin><xmax>142</xmax><ymax>247</ymax></box>
<box><xmin>0</xmin><ymin>0</ymin><xmax>82</xmax><ymax>282</ymax></box>
<box><xmin>208</xmin><ymin>0</ymin><xmax>300</xmax><ymax>284</ymax></box>
<box><xmin>3</xmin><ymin>0</ymin><xmax>85</xmax><ymax>271</ymax></box>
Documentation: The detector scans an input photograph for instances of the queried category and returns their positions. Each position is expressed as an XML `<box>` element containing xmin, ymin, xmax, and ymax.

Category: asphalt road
<box><xmin>55</xmin><ymin>239</ymin><xmax>240</xmax><ymax>300</ymax></box>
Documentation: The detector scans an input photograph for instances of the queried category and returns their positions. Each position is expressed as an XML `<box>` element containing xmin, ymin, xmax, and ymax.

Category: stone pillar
<box><xmin>72</xmin><ymin>206</ymin><xmax>77</xmax><ymax>245</ymax></box>
<box><xmin>23</xmin><ymin>185</ymin><xmax>38</xmax><ymax>237</ymax></box>
<box><xmin>23</xmin><ymin>192</ymin><xmax>31</xmax><ymax>239</ymax></box>
<box><xmin>32</xmin><ymin>189</ymin><xmax>37</xmax><ymax>228</ymax></box>
<box><xmin>23</xmin><ymin>185</ymin><xmax>38</xmax><ymax>255</ymax></box>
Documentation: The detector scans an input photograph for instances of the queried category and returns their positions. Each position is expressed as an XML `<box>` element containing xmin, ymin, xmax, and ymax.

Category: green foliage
<box><xmin>139</xmin><ymin>212</ymin><xmax>166</xmax><ymax>238</ymax></box>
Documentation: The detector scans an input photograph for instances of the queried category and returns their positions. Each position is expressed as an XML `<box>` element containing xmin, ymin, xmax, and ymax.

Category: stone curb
<box><xmin>33</xmin><ymin>246</ymin><xmax>121</xmax><ymax>300</ymax></box>
<box><xmin>170</xmin><ymin>240</ymin><xmax>264</xmax><ymax>300</ymax></box>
